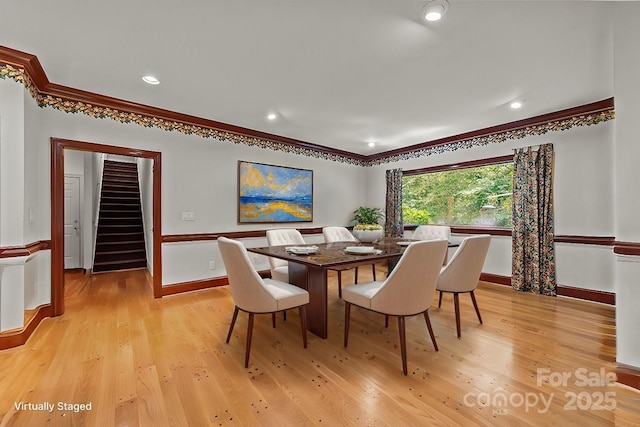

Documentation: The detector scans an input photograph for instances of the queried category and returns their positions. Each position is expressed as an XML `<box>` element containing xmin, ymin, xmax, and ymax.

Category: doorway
<box><xmin>51</xmin><ymin>138</ymin><xmax>162</xmax><ymax>316</ymax></box>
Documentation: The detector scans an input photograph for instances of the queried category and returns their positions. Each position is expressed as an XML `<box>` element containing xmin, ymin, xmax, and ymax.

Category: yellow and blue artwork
<box><xmin>238</xmin><ymin>161</ymin><xmax>313</xmax><ymax>223</ymax></box>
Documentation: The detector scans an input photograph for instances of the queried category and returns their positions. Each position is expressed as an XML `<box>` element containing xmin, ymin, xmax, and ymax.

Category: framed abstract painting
<box><xmin>238</xmin><ymin>161</ymin><xmax>313</xmax><ymax>223</ymax></box>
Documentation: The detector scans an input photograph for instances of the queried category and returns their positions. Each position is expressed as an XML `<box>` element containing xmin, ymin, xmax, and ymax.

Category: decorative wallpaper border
<box><xmin>0</xmin><ymin>62</ymin><xmax>365</xmax><ymax>166</ymax></box>
<box><xmin>367</xmin><ymin>110</ymin><xmax>615</xmax><ymax>166</ymax></box>
<box><xmin>1</xmin><ymin>58</ymin><xmax>615</xmax><ymax>167</ymax></box>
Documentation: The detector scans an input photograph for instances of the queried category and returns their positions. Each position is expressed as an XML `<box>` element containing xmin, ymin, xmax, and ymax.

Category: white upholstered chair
<box><xmin>322</xmin><ymin>225</ymin><xmax>357</xmax><ymax>244</ymax></box>
<box><xmin>343</xmin><ymin>239</ymin><xmax>448</xmax><ymax>375</ymax></box>
<box><xmin>218</xmin><ymin>237</ymin><xmax>309</xmax><ymax>368</ymax></box>
<box><xmin>412</xmin><ymin>225</ymin><xmax>451</xmax><ymax>241</ymax></box>
<box><xmin>322</xmin><ymin>226</ymin><xmax>377</xmax><ymax>298</ymax></box>
<box><xmin>412</xmin><ymin>225</ymin><xmax>452</xmax><ymax>264</ymax></box>
<box><xmin>265</xmin><ymin>228</ymin><xmax>306</xmax><ymax>282</ymax></box>
<box><xmin>436</xmin><ymin>234</ymin><xmax>491</xmax><ymax>338</ymax></box>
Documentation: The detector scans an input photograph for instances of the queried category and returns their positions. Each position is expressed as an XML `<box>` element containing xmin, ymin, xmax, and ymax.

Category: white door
<box><xmin>64</xmin><ymin>175</ymin><xmax>81</xmax><ymax>269</ymax></box>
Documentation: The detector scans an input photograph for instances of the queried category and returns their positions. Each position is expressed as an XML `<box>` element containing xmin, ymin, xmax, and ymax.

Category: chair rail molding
<box><xmin>0</xmin><ymin>240</ymin><xmax>51</xmax><ymax>258</ymax></box>
<box><xmin>162</xmin><ymin>227</ymin><xmax>325</xmax><ymax>243</ymax></box>
<box><xmin>613</xmin><ymin>241</ymin><xmax>640</xmax><ymax>256</ymax></box>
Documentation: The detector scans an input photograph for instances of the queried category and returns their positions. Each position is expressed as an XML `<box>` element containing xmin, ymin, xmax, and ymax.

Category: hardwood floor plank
<box><xmin>0</xmin><ymin>269</ymin><xmax>638</xmax><ymax>426</ymax></box>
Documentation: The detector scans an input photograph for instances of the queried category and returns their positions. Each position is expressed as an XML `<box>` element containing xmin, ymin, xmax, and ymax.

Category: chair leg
<box><xmin>344</xmin><ymin>302</ymin><xmax>351</xmax><ymax>347</ymax></box>
<box><xmin>337</xmin><ymin>270</ymin><xmax>343</xmax><ymax>298</ymax></box>
<box><xmin>272</xmin><ymin>312</ymin><xmax>276</xmax><ymax>328</ymax></box>
<box><xmin>226</xmin><ymin>306</ymin><xmax>239</xmax><ymax>343</ymax></box>
<box><xmin>438</xmin><ymin>291</ymin><xmax>443</xmax><ymax>308</ymax></box>
<box><xmin>245</xmin><ymin>313</ymin><xmax>255</xmax><ymax>368</ymax></box>
<box><xmin>385</xmin><ymin>315</ymin><xmax>389</xmax><ymax>328</ymax></box>
<box><xmin>283</xmin><ymin>311</ymin><xmax>287</xmax><ymax>321</ymax></box>
<box><xmin>299</xmin><ymin>306</ymin><xmax>308</xmax><ymax>348</ymax></box>
<box><xmin>398</xmin><ymin>316</ymin><xmax>408</xmax><ymax>375</ymax></box>
<box><xmin>453</xmin><ymin>293</ymin><xmax>461</xmax><ymax>338</ymax></box>
<box><xmin>354</xmin><ymin>266</ymin><xmax>359</xmax><ymax>284</ymax></box>
<box><xmin>371</xmin><ymin>263</ymin><xmax>376</xmax><ymax>281</ymax></box>
<box><xmin>470</xmin><ymin>291</ymin><xmax>483</xmax><ymax>324</ymax></box>
<box><xmin>423</xmin><ymin>311</ymin><xmax>439</xmax><ymax>352</ymax></box>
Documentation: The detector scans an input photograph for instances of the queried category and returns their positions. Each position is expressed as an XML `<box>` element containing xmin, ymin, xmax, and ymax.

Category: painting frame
<box><xmin>237</xmin><ymin>160</ymin><xmax>313</xmax><ymax>224</ymax></box>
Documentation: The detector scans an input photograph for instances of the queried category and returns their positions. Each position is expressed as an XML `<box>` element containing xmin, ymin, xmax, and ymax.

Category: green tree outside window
<box><xmin>402</xmin><ymin>163</ymin><xmax>513</xmax><ymax>227</ymax></box>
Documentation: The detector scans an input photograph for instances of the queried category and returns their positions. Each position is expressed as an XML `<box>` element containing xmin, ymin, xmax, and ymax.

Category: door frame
<box><xmin>51</xmin><ymin>137</ymin><xmax>162</xmax><ymax>316</ymax></box>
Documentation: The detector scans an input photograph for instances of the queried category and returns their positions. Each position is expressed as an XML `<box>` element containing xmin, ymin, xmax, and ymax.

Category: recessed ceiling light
<box><xmin>422</xmin><ymin>0</ymin><xmax>449</xmax><ymax>22</ymax></box>
<box><xmin>425</xmin><ymin>7</ymin><xmax>444</xmax><ymax>21</ymax></box>
<box><xmin>510</xmin><ymin>100</ymin><xmax>524</xmax><ymax>109</ymax></box>
<box><xmin>368</xmin><ymin>142</ymin><xmax>375</xmax><ymax>148</ymax></box>
<box><xmin>266</xmin><ymin>112</ymin><xmax>278</xmax><ymax>121</ymax></box>
<box><xmin>142</xmin><ymin>75</ymin><xmax>160</xmax><ymax>85</ymax></box>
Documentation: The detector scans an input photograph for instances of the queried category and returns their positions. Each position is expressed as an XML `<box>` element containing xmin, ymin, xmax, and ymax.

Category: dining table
<box><xmin>247</xmin><ymin>237</ymin><xmax>458</xmax><ymax>339</ymax></box>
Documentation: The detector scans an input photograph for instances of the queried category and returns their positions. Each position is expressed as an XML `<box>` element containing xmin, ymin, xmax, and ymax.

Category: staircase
<box><xmin>93</xmin><ymin>160</ymin><xmax>147</xmax><ymax>273</ymax></box>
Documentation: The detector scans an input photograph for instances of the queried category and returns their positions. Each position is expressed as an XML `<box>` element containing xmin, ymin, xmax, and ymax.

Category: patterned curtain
<box><xmin>385</xmin><ymin>168</ymin><xmax>404</xmax><ymax>238</ymax></box>
<box><xmin>512</xmin><ymin>144</ymin><xmax>557</xmax><ymax>295</ymax></box>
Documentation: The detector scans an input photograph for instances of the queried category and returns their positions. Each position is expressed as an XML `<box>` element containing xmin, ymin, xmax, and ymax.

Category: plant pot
<box><xmin>353</xmin><ymin>229</ymin><xmax>383</xmax><ymax>243</ymax></box>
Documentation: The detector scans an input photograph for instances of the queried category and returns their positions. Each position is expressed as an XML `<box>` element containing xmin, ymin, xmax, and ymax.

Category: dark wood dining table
<box><xmin>247</xmin><ymin>238</ymin><xmax>457</xmax><ymax>339</ymax></box>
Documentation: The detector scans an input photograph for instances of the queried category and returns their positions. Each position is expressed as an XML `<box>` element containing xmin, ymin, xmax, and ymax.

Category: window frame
<box><xmin>402</xmin><ymin>155</ymin><xmax>514</xmax><ymax>236</ymax></box>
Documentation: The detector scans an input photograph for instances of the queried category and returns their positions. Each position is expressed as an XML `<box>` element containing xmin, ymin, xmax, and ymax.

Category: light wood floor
<box><xmin>1</xmin><ymin>268</ymin><xmax>638</xmax><ymax>426</ymax></box>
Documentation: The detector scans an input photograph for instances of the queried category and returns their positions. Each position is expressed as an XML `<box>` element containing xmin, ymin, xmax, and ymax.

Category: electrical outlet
<box><xmin>181</xmin><ymin>211</ymin><xmax>195</xmax><ymax>221</ymax></box>
<box><xmin>209</xmin><ymin>260</ymin><xmax>216</xmax><ymax>270</ymax></box>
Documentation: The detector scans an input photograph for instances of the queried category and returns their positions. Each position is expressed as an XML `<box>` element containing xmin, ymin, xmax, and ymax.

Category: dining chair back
<box><xmin>218</xmin><ymin>237</ymin><xmax>309</xmax><ymax>367</ymax></box>
<box><xmin>322</xmin><ymin>226</ymin><xmax>377</xmax><ymax>297</ymax></box>
<box><xmin>366</xmin><ymin>240</ymin><xmax>448</xmax><ymax>316</ymax></box>
<box><xmin>322</xmin><ymin>226</ymin><xmax>358</xmax><ymax>243</ymax></box>
<box><xmin>412</xmin><ymin>225</ymin><xmax>451</xmax><ymax>241</ymax></box>
<box><xmin>265</xmin><ymin>228</ymin><xmax>306</xmax><ymax>282</ymax></box>
<box><xmin>436</xmin><ymin>234</ymin><xmax>491</xmax><ymax>338</ymax></box>
<box><xmin>342</xmin><ymin>239</ymin><xmax>448</xmax><ymax>374</ymax></box>
<box><xmin>412</xmin><ymin>225</ymin><xmax>452</xmax><ymax>264</ymax></box>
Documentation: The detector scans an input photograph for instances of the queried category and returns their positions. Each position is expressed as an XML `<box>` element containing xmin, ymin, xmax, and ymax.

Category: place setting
<box><xmin>343</xmin><ymin>246</ymin><xmax>383</xmax><ymax>255</ymax></box>
<box><xmin>285</xmin><ymin>245</ymin><xmax>320</xmax><ymax>255</ymax></box>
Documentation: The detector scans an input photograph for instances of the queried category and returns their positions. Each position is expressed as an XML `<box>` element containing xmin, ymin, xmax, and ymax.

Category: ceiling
<box><xmin>0</xmin><ymin>1</ymin><xmax>616</xmax><ymax>155</ymax></box>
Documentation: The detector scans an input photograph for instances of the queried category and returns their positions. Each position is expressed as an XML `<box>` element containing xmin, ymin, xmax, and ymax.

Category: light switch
<box><xmin>181</xmin><ymin>211</ymin><xmax>195</xmax><ymax>221</ymax></box>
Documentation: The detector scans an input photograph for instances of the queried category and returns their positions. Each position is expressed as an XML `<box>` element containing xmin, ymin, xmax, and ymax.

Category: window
<box><xmin>402</xmin><ymin>156</ymin><xmax>513</xmax><ymax>227</ymax></box>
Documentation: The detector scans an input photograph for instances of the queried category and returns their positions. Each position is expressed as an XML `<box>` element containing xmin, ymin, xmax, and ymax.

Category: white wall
<box><xmin>0</xmin><ymin>79</ymin><xmax>51</xmax><ymax>331</ymax></box>
<box><xmin>613</xmin><ymin>1</ymin><xmax>640</xmax><ymax>369</ymax></box>
<box><xmin>23</xmin><ymin>251</ymin><xmax>51</xmax><ymax>310</ymax></box>
<box><xmin>24</xmin><ymin>87</ymin><xmax>43</xmax><ymax>244</ymax></box>
<box><xmin>365</xmin><ymin>121</ymin><xmax>617</xmax><ymax>293</ymax></box>
<box><xmin>0</xmin><ymin>78</ymin><xmax>25</xmax><ymax>246</ymax></box>
<box><xmin>22</xmin><ymin>74</ymin><xmax>612</xmax><ymax>295</ymax></box>
<box><xmin>27</xmin><ymin>103</ymin><xmax>364</xmax><ymax>285</ymax></box>
<box><xmin>0</xmin><ymin>80</ymin><xmax>25</xmax><ymax>330</ymax></box>
<box><xmin>32</xmin><ymin>94</ymin><xmax>616</xmax><ymax>291</ymax></box>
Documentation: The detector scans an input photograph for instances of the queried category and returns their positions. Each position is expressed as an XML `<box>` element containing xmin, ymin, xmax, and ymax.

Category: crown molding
<box><xmin>1</xmin><ymin>45</ymin><xmax>614</xmax><ymax>166</ymax></box>
<box><xmin>0</xmin><ymin>46</ymin><xmax>366</xmax><ymax>165</ymax></box>
<box><xmin>368</xmin><ymin>98</ymin><xmax>614</xmax><ymax>165</ymax></box>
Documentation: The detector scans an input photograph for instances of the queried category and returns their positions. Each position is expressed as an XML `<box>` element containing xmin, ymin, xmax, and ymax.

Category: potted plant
<box><xmin>352</xmin><ymin>207</ymin><xmax>384</xmax><ymax>242</ymax></box>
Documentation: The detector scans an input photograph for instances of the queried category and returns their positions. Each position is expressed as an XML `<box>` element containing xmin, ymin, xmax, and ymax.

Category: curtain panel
<box><xmin>512</xmin><ymin>144</ymin><xmax>557</xmax><ymax>295</ymax></box>
<box><xmin>385</xmin><ymin>169</ymin><xmax>404</xmax><ymax>238</ymax></box>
